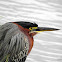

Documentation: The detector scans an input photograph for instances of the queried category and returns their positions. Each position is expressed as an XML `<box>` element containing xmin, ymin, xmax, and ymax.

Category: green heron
<box><xmin>0</xmin><ymin>21</ymin><xmax>59</xmax><ymax>62</ymax></box>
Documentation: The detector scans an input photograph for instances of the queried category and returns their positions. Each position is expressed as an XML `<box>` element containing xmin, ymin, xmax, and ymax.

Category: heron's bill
<box><xmin>29</xmin><ymin>27</ymin><xmax>59</xmax><ymax>33</ymax></box>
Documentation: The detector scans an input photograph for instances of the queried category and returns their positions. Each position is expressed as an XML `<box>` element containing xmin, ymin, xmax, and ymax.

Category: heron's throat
<box><xmin>29</xmin><ymin>32</ymin><xmax>37</xmax><ymax>37</ymax></box>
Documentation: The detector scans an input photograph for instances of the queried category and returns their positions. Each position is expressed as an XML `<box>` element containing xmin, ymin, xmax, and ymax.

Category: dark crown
<box><xmin>14</xmin><ymin>21</ymin><xmax>38</xmax><ymax>29</ymax></box>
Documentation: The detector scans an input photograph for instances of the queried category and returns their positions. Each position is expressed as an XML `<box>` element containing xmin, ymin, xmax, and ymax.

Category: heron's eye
<box><xmin>31</xmin><ymin>27</ymin><xmax>32</xmax><ymax>29</ymax></box>
<box><xmin>29</xmin><ymin>27</ymin><xmax>32</xmax><ymax>30</ymax></box>
<box><xmin>29</xmin><ymin>27</ymin><xmax>38</xmax><ymax>30</ymax></box>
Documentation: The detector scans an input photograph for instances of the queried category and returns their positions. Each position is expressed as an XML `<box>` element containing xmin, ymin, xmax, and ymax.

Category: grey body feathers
<box><xmin>0</xmin><ymin>23</ymin><xmax>29</xmax><ymax>62</ymax></box>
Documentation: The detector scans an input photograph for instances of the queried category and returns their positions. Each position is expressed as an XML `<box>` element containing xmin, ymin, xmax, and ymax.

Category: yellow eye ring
<box><xmin>29</xmin><ymin>27</ymin><xmax>37</xmax><ymax>30</ymax></box>
<box><xmin>29</xmin><ymin>27</ymin><xmax>32</xmax><ymax>30</ymax></box>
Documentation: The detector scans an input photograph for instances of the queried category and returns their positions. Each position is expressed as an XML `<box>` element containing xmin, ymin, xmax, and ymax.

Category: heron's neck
<box><xmin>29</xmin><ymin>32</ymin><xmax>37</xmax><ymax>37</ymax></box>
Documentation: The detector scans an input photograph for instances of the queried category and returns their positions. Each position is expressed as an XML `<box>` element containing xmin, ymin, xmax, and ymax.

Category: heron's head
<box><xmin>14</xmin><ymin>21</ymin><xmax>59</xmax><ymax>36</ymax></box>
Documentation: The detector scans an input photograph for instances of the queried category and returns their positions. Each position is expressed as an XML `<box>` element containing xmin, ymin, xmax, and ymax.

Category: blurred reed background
<box><xmin>0</xmin><ymin>0</ymin><xmax>62</xmax><ymax>62</ymax></box>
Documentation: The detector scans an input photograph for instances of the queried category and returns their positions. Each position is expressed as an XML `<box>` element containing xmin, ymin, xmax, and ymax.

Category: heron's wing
<box><xmin>0</xmin><ymin>25</ymin><xmax>1</xmax><ymax>27</ymax></box>
<box><xmin>0</xmin><ymin>22</ymin><xmax>18</xmax><ymax>42</ymax></box>
<box><xmin>9</xmin><ymin>56</ymin><xmax>27</xmax><ymax>62</ymax></box>
<box><xmin>0</xmin><ymin>22</ymin><xmax>19</xmax><ymax>61</ymax></box>
<box><xmin>8</xmin><ymin>32</ymin><xmax>29</xmax><ymax>62</ymax></box>
<box><xmin>0</xmin><ymin>22</ymin><xmax>29</xmax><ymax>62</ymax></box>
